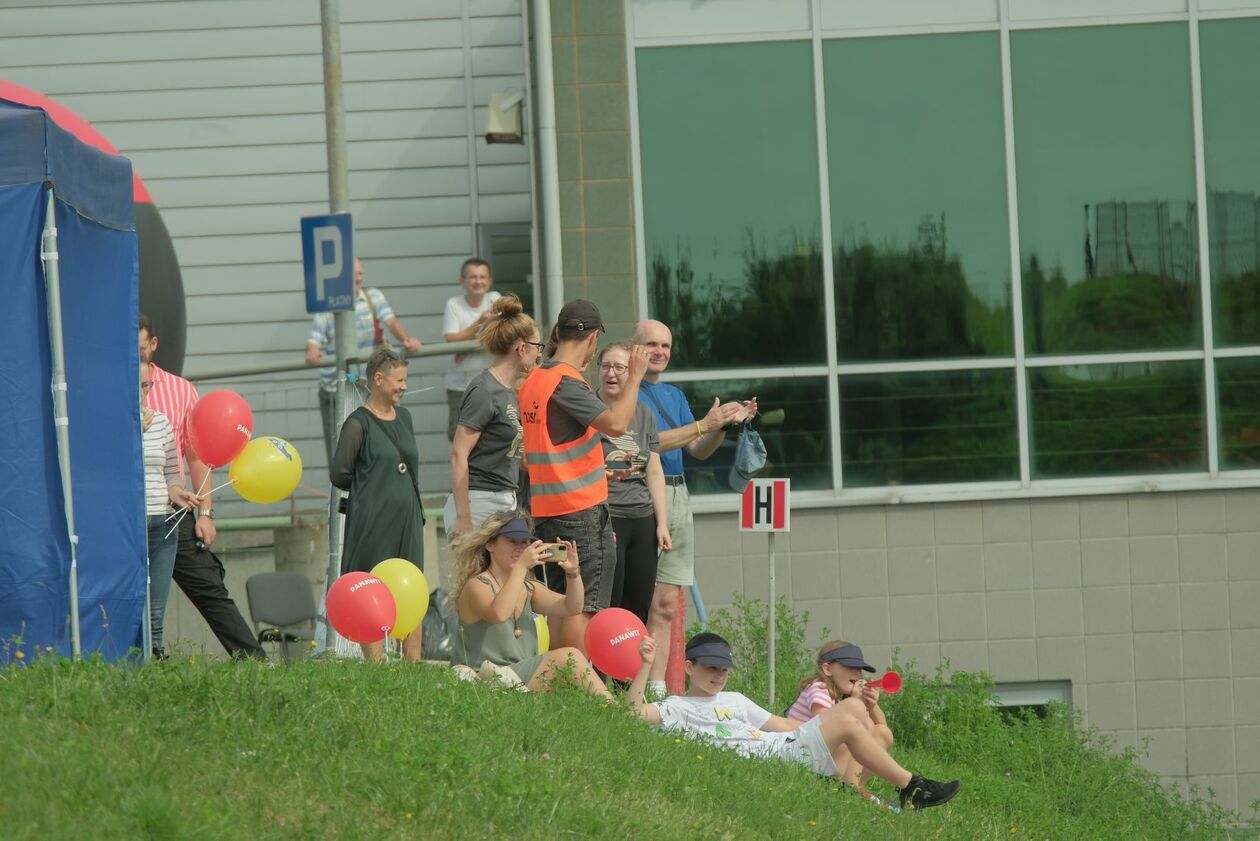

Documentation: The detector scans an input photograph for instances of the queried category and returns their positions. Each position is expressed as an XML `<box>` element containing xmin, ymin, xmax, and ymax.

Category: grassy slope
<box><xmin>0</xmin><ymin>657</ymin><xmax>1244</xmax><ymax>840</ymax></box>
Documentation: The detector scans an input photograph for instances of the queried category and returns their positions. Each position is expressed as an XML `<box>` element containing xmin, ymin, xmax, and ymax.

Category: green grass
<box><xmin>0</xmin><ymin>650</ymin><xmax>1249</xmax><ymax>841</ymax></box>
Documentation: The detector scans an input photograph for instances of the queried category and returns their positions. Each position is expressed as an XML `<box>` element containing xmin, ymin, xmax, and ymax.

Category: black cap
<box><xmin>493</xmin><ymin>517</ymin><xmax>535</xmax><ymax>541</ymax></box>
<box><xmin>557</xmin><ymin>299</ymin><xmax>605</xmax><ymax>334</ymax></box>
<box><xmin>685</xmin><ymin>633</ymin><xmax>735</xmax><ymax>669</ymax></box>
<box><xmin>819</xmin><ymin>643</ymin><xmax>876</xmax><ymax>673</ymax></box>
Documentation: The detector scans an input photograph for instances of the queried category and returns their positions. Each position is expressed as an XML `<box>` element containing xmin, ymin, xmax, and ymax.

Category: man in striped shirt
<box><xmin>140</xmin><ymin>313</ymin><xmax>264</xmax><ymax>659</ymax></box>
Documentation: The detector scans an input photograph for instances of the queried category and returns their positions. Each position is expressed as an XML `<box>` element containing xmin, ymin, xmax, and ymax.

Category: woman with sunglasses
<box><xmin>445</xmin><ymin>294</ymin><xmax>543</xmax><ymax>538</ymax></box>
<box><xmin>331</xmin><ymin>346</ymin><xmax>425</xmax><ymax>662</ymax></box>
<box><xmin>594</xmin><ymin>342</ymin><xmax>671</xmax><ymax>626</ymax></box>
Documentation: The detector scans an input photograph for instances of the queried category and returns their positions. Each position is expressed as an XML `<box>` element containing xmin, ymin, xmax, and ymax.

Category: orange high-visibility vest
<box><xmin>519</xmin><ymin>363</ymin><xmax>607</xmax><ymax>518</ymax></box>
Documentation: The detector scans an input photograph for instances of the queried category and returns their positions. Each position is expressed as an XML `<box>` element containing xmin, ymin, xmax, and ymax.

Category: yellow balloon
<box><xmin>535</xmin><ymin>613</ymin><xmax>549</xmax><ymax>655</ymax></box>
<box><xmin>371</xmin><ymin>558</ymin><xmax>429</xmax><ymax>640</ymax></box>
<box><xmin>229</xmin><ymin>437</ymin><xmax>303</xmax><ymax>504</ymax></box>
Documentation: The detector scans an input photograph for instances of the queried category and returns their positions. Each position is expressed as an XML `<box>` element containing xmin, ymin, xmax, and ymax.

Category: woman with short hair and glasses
<box><xmin>331</xmin><ymin>346</ymin><xmax>425</xmax><ymax>662</ymax></box>
<box><xmin>445</xmin><ymin>293</ymin><xmax>542</xmax><ymax>538</ymax></box>
<box><xmin>594</xmin><ymin>342</ymin><xmax>671</xmax><ymax>626</ymax></box>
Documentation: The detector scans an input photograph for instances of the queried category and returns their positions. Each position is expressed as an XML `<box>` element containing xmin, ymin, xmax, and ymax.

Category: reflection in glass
<box><xmin>839</xmin><ymin>370</ymin><xmax>1017</xmax><ymax>486</ymax></box>
<box><xmin>670</xmin><ymin>377</ymin><xmax>831</xmax><ymax>493</ymax></box>
<box><xmin>1011</xmin><ymin>24</ymin><xmax>1200</xmax><ymax>354</ymax></box>
<box><xmin>1200</xmin><ymin>19</ymin><xmax>1260</xmax><ymax>346</ymax></box>
<box><xmin>1029</xmin><ymin>362</ymin><xmax>1204</xmax><ymax>478</ymax></box>
<box><xmin>824</xmin><ymin>32</ymin><xmax>1013</xmax><ymax>361</ymax></box>
<box><xmin>1216</xmin><ymin>358</ymin><xmax>1260</xmax><ymax>469</ymax></box>
<box><xmin>485</xmin><ymin>231</ymin><xmax>534</xmax><ymax>313</ymax></box>
<box><xmin>637</xmin><ymin>42</ymin><xmax>825</xmax><ymax>369</ymax></box>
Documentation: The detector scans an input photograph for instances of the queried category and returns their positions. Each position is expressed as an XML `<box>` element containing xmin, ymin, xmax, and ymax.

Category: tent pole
<box><xmin>41</xmin><ymin>186</ymin><xmax>82</xmax><ymax>660</ymax></box>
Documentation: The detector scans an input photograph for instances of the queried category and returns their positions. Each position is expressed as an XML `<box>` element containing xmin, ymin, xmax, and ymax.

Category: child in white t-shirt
<box><xmin>443</xmin><ymin>257</ymin><xmax>501</xmax><ymax>440</ymax></box>
<box><xmin>628</xmin><ymin>633</ymin><xmax>961</xmax><ymax>812</ymax></box>
<box><xmin>788</xmin><ymin>640</ymin><xmax>895</xmax><ymax>796</ymax></box>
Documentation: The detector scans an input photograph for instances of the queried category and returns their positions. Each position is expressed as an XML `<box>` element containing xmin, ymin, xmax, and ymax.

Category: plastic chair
<box><xmin>245</xmin><ymin>572</ymin><xmax>318</xmax><ymax>662</ymax></box>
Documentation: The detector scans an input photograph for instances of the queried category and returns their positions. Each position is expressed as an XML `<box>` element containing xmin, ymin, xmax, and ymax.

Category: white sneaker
<box><xmin>478</xmin><ymin>660</ymin><xmax>528</xmax><ymax>691</ymax></box>
<box><xmin>450</xmin><ymin>664</ymin><xmax>478</xmax><ymax>683</ymax></box>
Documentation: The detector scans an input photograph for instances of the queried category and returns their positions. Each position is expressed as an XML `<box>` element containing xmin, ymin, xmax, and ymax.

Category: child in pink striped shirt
<box><xmin>788</xmin><ymin>641</ymin><xmax>895</xmax><ymax>795</ymax></box>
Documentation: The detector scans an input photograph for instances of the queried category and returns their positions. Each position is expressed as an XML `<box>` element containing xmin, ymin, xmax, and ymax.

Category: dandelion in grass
<box><xmin>14</xmin><ymin>650</ymin><xmax>24</xmax><ymax>660</ymax></box>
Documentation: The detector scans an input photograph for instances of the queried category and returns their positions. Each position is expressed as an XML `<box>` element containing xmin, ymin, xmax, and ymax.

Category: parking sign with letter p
<box><xmin>301</xmin><ymin>212</ymin><xmax>354</xmax><ymax>313</ymax></box>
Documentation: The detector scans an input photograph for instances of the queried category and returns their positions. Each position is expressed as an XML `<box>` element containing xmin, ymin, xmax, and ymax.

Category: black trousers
<box><xmin>611</xmin><ymin>514</ymin><xmax>660</xmax><ymax>627</ymax></box>
<box><xmin>172</xmin><ymin>513</ymin><xmax>266</xmax><ymax>659</ymax></box>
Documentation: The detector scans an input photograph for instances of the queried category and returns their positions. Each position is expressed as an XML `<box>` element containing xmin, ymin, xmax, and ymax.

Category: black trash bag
<box><xmin>421</xmin><ymin>588</ymin><xmax>460</xmax><ymax>662</ymax></box>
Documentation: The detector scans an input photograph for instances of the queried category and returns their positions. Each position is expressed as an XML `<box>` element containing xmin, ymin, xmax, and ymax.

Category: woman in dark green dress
<box><xmin>331</xmin><ymin>347</ymin><xmax>425</xmax><ymax>662</ymax></box>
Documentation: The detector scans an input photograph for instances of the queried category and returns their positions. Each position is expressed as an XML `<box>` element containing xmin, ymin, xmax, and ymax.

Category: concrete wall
<box><xmin>692</xmin><ymin>489</ymin><xmax>1260</xmax><ymax>811</ymax></box>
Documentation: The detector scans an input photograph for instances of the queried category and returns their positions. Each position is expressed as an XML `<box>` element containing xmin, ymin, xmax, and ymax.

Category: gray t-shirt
<box><xmin>542</xmin><ymin>361</ymin><xmax>607</xmax><ymax>445</ymax></box>
<box><xmin>600</xmin><ymin>401</ymin><xmax>660</xmax><ymax>519</ymax></box>
<box><xmin>458</xmin><ymin>369</ymin><xmax>523</xmax><ymax>493</ymax></box>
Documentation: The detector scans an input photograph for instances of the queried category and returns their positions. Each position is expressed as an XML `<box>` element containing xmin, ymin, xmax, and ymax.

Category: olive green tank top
<box><xmin>454</xmin><ymin>575</ymin><xmax>541</xmax><ymax>668</ymax></box>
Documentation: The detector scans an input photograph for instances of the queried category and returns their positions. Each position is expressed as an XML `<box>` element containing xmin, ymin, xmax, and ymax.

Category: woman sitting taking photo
<box><xmin>450</xmin><ymin>510</ymin><xmax>614</xmax><ymax>697</ymax></box>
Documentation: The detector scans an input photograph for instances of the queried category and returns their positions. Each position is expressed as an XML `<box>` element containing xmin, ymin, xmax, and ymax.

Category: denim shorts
<box><xmin>533</xmin><ymin>504</ymin><xmax>616</xmax><ymax>613</ymax></box>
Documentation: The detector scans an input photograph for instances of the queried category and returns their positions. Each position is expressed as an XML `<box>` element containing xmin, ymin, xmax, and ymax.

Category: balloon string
<box><xmin>205</xmin><ymin>477</ymin><xmax>236</xmax><ymax>496</ymax></box>
<box><xmin>163</xmin><ymin>472</ymin><xmax>215</xmax><ymax>537</ymax></box>
<box><xmin>163</xmin><ymin>508</ymin><xmax>188</xmax><ymax>541</ymax></box>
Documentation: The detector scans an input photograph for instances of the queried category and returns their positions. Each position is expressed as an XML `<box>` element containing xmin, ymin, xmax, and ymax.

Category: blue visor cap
<box><xmin>494</xmin><ymin>517</ymin><xmax>536</xmax><ymax>541</ymax></box>
<box><xmin>819</xmin><ymin>644</ymin><xmax>877</xmax><ymax>673</ymax></box>
<box><xmin>685</xmin><ymin>641</ymin><xmax>735</xmax><ymax>669</ymax></box>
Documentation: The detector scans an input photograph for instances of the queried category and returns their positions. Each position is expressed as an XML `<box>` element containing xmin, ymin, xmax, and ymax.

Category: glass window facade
<box><xmin>1200</xmin><ymin>18</ymin><xmax>1260</xmax><ymax>347</ymax></box>
<box><xmin>1217</xmin><ymin>357</ymin><xmax>1260</xmax><ymax>470</ymax></box>
<box><xmin>631</xmin><ymin>12</ymin><xmax>1260</xmax><ymax>497</ymax></box>
<box><xmin>1029</xmin><ymin>362</ymin><xmax>1204</xmax><ymax>478</ymax></box>
<box><xmin>840</xmin><ymin>370</ymin><xmax>1018</xmax><ymax>487</ymax></box>
<box><xmin>672</xmin><ymin>377</ymin><xmax>831</xmax><ymax>494</ymax></box>
<box><xmin>1011</xmin><ymin>23</ymin><xmax>1200</xmax><ymax>355</ymax></box>
<box><xmin>825</xmin><ymin>32</ymin><xmax>1013</xmax><ymax>361</ymax></box>
<box><xmin>636</xmin><ymin>42</ymin><xmax>826</xmax><ymax>371</ymax></box>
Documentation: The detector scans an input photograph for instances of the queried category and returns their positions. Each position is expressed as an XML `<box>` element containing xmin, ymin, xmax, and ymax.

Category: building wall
<box><xmin>692</xmin><ymin>490</ymin><xmax>1260</xmax><ymax>811</ymax></box>
<box><xmin>0</xmin><ymin>0</ymin><xmax>532</xmax><ymax>510</ymax></box>
<box><xmin>548</xmin><ymin>0</ymin><xmax>640</xmax><ymax>336</ymax></box>
<box><xmin>553</xmin><ymin>0</ymin><xmax>1260</xmax><ymax>813</ymax></box>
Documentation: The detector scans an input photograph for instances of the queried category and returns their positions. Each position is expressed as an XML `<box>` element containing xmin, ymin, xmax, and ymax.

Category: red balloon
<box><xmin>186</xmin><ymin>390</ymin><xmax>253</xmax><ymax>467</ymax></box>
<box><xmin>326</xmin><ymin>573</ymin><xmax>397</xmax><ymax>644</ymax></box>
<box><xmin>584</xmin><ymin>608</ymin><xmax>648</xmax><ymax>681</ymax></box>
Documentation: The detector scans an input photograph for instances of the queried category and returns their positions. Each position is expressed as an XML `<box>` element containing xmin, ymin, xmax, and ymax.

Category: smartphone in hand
<box><xmin>548</xmin><ymin>543</ymin><xmax>568</xmax><ymax>562</ymax></box>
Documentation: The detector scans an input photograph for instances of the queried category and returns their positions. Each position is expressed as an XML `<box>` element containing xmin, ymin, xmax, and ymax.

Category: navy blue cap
<box><xmin>685</xmin><ymin>639</ymin><xmax>735</xmax><ymax>669</ymax></box>
<box><xmin>494</xmin><ymin>517</ymin><xmax>535</xmax><ymax>541</ymax></box>
<box><xmin>819</xmin><ymin>643</ymin><xmax>876</xmax><ymax>673</ymax></box>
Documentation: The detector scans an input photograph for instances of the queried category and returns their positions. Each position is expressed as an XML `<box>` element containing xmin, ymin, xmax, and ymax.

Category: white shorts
<box><xmin>777</xmin><ymin>716</ymin><xmax>838</xmax><ymax>777</ymax></box>
<box><xmin>443</xmin><ymin>490</ymin><xmax>518</xmax><ymax>536</ymax></box>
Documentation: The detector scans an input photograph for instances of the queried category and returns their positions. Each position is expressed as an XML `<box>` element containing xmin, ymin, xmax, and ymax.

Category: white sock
<box><xmin>648</xmin><ymin>680</ymin><xmax>667</xmax><ymax>697</ymax></box>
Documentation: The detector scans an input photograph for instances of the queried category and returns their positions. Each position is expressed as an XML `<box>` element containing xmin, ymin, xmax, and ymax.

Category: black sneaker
<box><xmin>898</xmin><ymin>774</ymin><xmax>962</xmax><ymax>811</ymax></box>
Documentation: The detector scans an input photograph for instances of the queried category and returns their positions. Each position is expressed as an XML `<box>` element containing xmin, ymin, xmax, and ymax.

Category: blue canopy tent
<box><xmin>0</xmin><ymin>97</ymin><xmax>145</xmax><ymax>662</ymax></box>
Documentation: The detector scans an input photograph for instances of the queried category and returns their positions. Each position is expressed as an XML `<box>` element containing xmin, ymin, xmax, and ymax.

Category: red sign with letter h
<box><xmin>740</xmin><ymin>479</ymin><xmax>790</xmax><ymax>532</ymax></box>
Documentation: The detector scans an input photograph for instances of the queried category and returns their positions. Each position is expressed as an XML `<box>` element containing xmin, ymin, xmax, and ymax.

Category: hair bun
<box><xmin>493</xmin><ymin>294</ymin><xmax>523</xmax><ymax>318</ymax></box>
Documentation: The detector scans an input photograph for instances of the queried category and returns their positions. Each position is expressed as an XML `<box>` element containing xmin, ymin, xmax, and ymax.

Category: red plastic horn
<box><xmin>864</xmin><ymin>671</ymin><xmax>902</xmax><ymax>694</ymax></box>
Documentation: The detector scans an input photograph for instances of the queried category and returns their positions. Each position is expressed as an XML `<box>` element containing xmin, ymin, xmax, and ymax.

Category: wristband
<box><xmin>196</xmin><ymin>508</ymin><xmax>215</xmax><ymax>520</ymax></box>
<box><xmin>695</xmin><ymin>421</ymin><xmax>704</xmax><ymax>438</ymax></box>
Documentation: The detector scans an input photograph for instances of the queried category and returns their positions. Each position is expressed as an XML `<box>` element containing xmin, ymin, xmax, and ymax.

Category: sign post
<box><xmin>740</xmin><ymin>479</ymin><xmax>791</xmax><ymax>707</ymax></box>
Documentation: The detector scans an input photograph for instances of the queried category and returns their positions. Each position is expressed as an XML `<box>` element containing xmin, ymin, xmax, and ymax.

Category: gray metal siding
<box><xmin>0</xmin><ymin>0</ymin><xmax>532</xmax><ymax>513</ymax></box>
